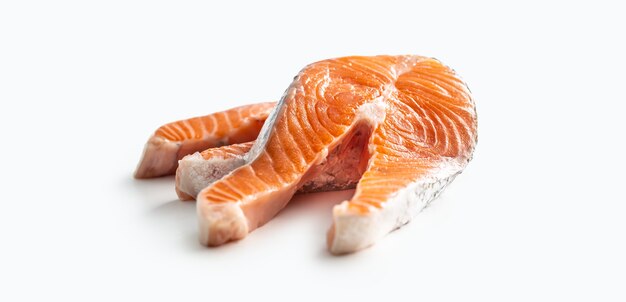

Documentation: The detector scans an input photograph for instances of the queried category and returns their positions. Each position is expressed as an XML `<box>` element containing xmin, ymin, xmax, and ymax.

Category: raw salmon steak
<box><xmin>135</xmin><ymin>55</ymin><xmax>477</xmax><ymax>254</ymax></box>
<box><xmin>134</xmin><ymin>102</ymin><xmax>275</xmax><ymax>178</ymax></box>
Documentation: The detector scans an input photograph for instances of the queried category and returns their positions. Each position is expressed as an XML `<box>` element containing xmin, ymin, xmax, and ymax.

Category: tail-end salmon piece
<box><xmin>134</xmin><ymin>102</ymin><xmax>275</xmax><ymax>178</ymax></box>
<box><xmin>196</xmin><ymin>55</ymin><xmax>478</xmax><ymax>253</ymax></box>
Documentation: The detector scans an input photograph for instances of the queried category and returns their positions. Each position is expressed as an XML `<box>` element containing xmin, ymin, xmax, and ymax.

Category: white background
<box><xmin>1</xmin><ymin>1</ymin><xmax>625</xmax><ymax>301</ymax></box>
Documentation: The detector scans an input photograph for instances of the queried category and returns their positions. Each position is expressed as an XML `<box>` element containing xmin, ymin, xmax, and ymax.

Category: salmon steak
<box><xmin>135</xmin><ymin>55</ymin><xmax>477</xmax><ymax>254</ymax></box>
<box><xmin>135</xmin><ymin>102</ymin><xmax>275</xmax><ymax>178</ymax></box>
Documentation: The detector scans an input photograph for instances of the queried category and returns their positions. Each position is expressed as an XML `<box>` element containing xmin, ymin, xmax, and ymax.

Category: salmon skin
<box><xmin>137</xmin><ymin>55</ymin><xmax>477</xmax><ymax>254</ymax></box>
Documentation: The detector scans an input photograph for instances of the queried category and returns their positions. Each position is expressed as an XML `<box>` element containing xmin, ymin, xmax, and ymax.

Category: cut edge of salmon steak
<box><xmin>194</xmin><ymin>55</ymin><xmax>478</xmax><ymax>254</ymax></box>
<box><xmin>134</xmin><ymin>102</ymin><xmax>275</xmax><ymax>178</ymax></box>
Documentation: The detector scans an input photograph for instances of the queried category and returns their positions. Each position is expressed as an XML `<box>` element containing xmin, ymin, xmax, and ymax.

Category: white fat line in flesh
<box><xmin>453</xmin><ymin>103</ymin><xmax>478</xmax><ymax>117</ymax></box>
<box><xmin>234</xmin><ymin>107</ymin><xmax>243</xmax><ymax>123</ymax></box>
<box><xmin>211</xmin><ymin>183</ymin><xmax>240</xmax><ymax>201</ymax></box>
<box><xmin>408</xmin><ymin>115</ymin><xmax>429</xmax><ymax>148</ymax></box>
<box><xmin>428</xmin><ymin>105</ymin><xmax>448</xmax><ymax>151</ymax></box>
<box><xmin>271</xmin><ymin>129</ymin><xmax>299</xmax><ymax>173</ymax></box>
<box><xmin>222</xmin><ymin>112</ymin><xmax>233</xmax><ymax>130</ymax></box>
<box><xmin>171</xmin><ymin>122</ymin><xmax>187</xmax><ymax>141</ymax></box>
<box><xmin>409</xmin><ymin>97</ymin><xmax>437</xmax><ymax>146</ymax></box>
<box><xmin>182</xmin><ymin>119</ymin><xmax>195</xmax><ymax>138</ymax></box>
<box><xmin>207</xmin><ymin>114</ymin><xmax>218</xmax><ymax>136</ymax></box>
<box><xmin>319</xmin><ymin>68</ymin><xmax>331</xmax><ymax>96</ymax></box>
<box><xmin>197</xmin><ymin>117</ymin><xmax>208</xmax><ymax>137</ymax></box>
<box><xmin>283</xmin><ymin>117</ymin><xmax>308</xmax><ymax>168</ymax></box>
<box><xmin>222</xmin><ymin>177</ymin><xmax>248</xmax><ymax>198</ymax></box>
<box><xmin>389</xmin><ymin>65</ymin><xmax>397</xmax><ymax>79</ymax></box>
<box><xmin>426</xmin><ymin>77</ymin><xmax>452</xmax><ymax>98</ymax></box>
<box><xmin>264</xmin><ymin>149</ymin><xmax>287</xmax><ymax>183</ymax></box>
<box><xmin>158</xmin><ymin>126</ymin><xmax>178</xmax><ymax>141</ymax></box>
<box><xmin>436</xmin><ymin>102</ymin><xmax>474</xmax><ymax>155</ymax></box>
<box><xmin>435</xmin><ymin>106</ymin><xmax>461</xmax><ymax>155</ymax></box>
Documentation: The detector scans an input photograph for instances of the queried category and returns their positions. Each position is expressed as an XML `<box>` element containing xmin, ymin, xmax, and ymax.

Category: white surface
<box><xmin>1</xmin><ymin>1</ymin><xmax>625</xmax><ymax>301</ymax></box>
